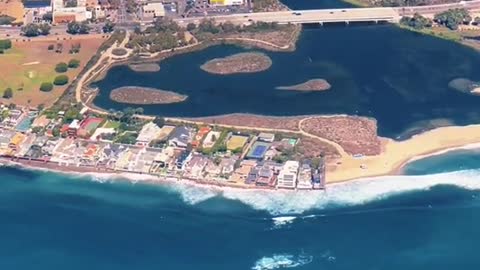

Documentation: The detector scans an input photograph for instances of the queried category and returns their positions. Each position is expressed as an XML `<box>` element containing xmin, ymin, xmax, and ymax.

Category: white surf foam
<box><xmin>251</xmin><ymin>253</ymin><xmax>313</xmax><ymax>270</ymax></box>
<box><xmin>271</xmin><ymin>216</ymin><xmax>297</xmax><ymax>229</ymax></box>
<box><xmin>165</xmin><ymin>169</ymin><xmax>480</xmax><ymax>215</ymax></box>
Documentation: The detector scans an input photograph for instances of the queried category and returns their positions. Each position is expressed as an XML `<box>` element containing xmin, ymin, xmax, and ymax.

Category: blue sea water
<box><xmin>2</xmin><ymin>148</ymin><xmax>480</xmax><ymax>269</ymax></box>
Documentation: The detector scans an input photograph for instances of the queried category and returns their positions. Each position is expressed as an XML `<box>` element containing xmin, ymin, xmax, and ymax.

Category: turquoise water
<box><xmin>2</xmin><ymin>149</ymin><xmax>480</xmax><ymax>269</ymax></box>
<box><xmin>5</xmin><ymin>0</ymin><xmax>480</xmax><ymax>268</ymax></box>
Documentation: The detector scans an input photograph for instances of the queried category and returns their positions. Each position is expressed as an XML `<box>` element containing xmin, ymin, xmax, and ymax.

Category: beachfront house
<box><xmin>136</xmin><ymin>122</ymin><xmax>162</xmax><ymax>146</ymax></box>
<box><xmin>297</xmin><ymin>162</ymin><xmax>313</xmax><ymax>189</ymax></box>
<box><xmin>168</xmin><ymin>126</ymin><xmax>191</xmax><ymax>148</ymax></box>
<box><xmin>276</xmin><ymin>160</ymin><xmax>299</xmax><ymax>189</ymax></box>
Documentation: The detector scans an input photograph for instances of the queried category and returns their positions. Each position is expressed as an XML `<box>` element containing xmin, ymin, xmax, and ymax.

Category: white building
<box><xmin>296</xmin><ymin>163</ymin><xmax>313</xmax><ymax>189</ymax></box>
<box><xmin>276</xmin><ymin>160</ymin><xmax>299</xmax><ymax>189</ymax></box>
<box><xmin>136</xmin><ymin>122</ymin><xmax>161</xmax><ymax>146</ymax></box>
<box><xmin>142</xmin><ymin>2</ymin><xmax>165</xmax><ymax>20</ymax></box>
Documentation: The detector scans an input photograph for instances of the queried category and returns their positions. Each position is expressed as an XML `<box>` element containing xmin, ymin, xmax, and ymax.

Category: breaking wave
<box><xmin>165</xmin><ymin>169</ymin><xmax>480</xmax><ymax>215</ymax></box>
<box><xmin>252</xmin><ymin>253</ymin><xmax>313</xmax><ymax>270</ymax></box>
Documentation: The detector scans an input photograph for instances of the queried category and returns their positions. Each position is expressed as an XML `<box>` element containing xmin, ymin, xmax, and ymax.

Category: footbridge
<box><xmin>176</xmin><ymin>0</ymin><xmax>480</xmax><ymax>25</ymax></box>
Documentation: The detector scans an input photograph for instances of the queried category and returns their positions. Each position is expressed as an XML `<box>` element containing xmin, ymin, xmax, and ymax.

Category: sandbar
<box><xmin>276</xmin><ymin>79</ymin><xmax>331</xmax><ymax>91</ymax></box>
<box><xmin>110</xmin><ymin>86</ymin><xmax>187</xmax><ymax>105</ymax></box>
<box><xmin>200</xmin><ymin>52</ymin><xmax>272</xmax><ymax>75</ymax></box>
<box><xmin>128</xmin><ymin>63</ymin><xmax>161</xmax><ymax>72</ymax></box>
<box><xmin>325</xmin><ymin>124</ymin><xmax>480</xmax><ymax>183</ymax></box>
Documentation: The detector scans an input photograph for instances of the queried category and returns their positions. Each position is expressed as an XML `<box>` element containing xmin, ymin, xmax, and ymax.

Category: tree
<box><xmin>434</xmin><ymin>8</ymin><xmax>472</xmax><ymax>30</ymax></box>
<box><xmin>55</xmin><ymin>62</ymin><xmax>68</xmax><ymax>73</ymax></box>
<box><xmin>21</xmin><ymin>23</ymin><xmax>40</xmax><ymax>37</ymax></box>
<box><xmin>53</xmin><ymin>75</ymin><xmax>69</xmax><ymax>85</ymax></box>
<box><xmin>39</xmin><ymin>82</ymin><xmax>53</xmax><ymax>92</ymax></box>
<box><xmin>67</xmin><ymin>21</ymin><xmax>90</xmax><ymax>34</ymax></box>
<box><xmin>474</xmin><ymin>17</ymin><xmax>480</xmax><ymax>25</ymax></box>
<box><xmin>103</xmin><ymin>20</ymin><xmax>115</xmax><ymax>33</ymax></box>
<box><xmin>153</xmin><ymin>116</ymin><xmax>165</xmax><ymax>127</ymax></box>
<box><xmin>68</xmin><ymin>59</ymin><xmax>80</xmax><ymax>68</ymax></box>
<box><xmin>0</xmin><ymin>15</ymin><xmax>15</xmax><ymax>25</ymax></box>
<box><xmin>39</xmin><ymin>23</ymin><xmax>51</xmax><ymax>35</ymax></box>
<box><xmin>0</xmin><ymin>39</ymin><xmax>12</xmax><ymax>50</ymax></box>
<box><xmin>3</xmin><ymin>88</ymin><xmax>13</xmax><ymax>99</ymax></box>
<box><xmin>221</xmin><ymin>21</ymin><xmax>236</xmax><ymax>33</ymax></box>
<box><xmin>151</xmin><ymin>17</ymin><xmax>179</xmax><ymax>33</ymax></box>
<box><xmin>186</xmin><ymin>22</ymin><xmax>196</xmax><ymax>31</ymax></box>
<box><xmin>400</xmin><ymin>13</ymin><xmax>432</xmax><ymax>30</ymax></box>
<box><xmin>47</xmin><ymin>44</ymin><xmax>54</xmax><ymax>50</ymax></box>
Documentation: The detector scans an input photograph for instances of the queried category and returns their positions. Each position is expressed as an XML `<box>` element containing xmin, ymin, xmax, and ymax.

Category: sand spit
<box><xmin>277</xmin><ymin>79</ymin><xmax>331</xmax><ymax>92</ymax></box>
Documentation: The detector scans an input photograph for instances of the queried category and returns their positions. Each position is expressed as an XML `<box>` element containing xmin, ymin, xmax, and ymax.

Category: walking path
<box><xmin>74</xmin><ymin>30</ymin><xmax>351</xmax><ymax>159</ymax></box>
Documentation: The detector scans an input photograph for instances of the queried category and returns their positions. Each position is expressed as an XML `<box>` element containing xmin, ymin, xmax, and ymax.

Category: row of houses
<box><xmin>0</xmin><ymin>105</ymin><xmax>325</xmax><ymax>190</ymax></box>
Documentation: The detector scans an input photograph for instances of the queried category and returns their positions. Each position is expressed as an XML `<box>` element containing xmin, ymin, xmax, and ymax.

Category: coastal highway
<box><xmin>175</xmin><ymin>0</ymin><xmax>480</xmax><ymax>25</ymax></box>
<box><xmin>2</xmin><ymin>0</ymin><xmax>480</xmax><ymax>38</ymax></box>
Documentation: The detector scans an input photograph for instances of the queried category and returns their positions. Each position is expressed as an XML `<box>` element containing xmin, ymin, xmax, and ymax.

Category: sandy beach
<box><xmin>326</xmin><ymin>124</ymin><xmax>480</xmax><ymax>183</ymax></box>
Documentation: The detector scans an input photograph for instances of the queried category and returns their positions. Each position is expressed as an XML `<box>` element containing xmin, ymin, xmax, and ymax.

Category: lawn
<box><xmin>103</xmin><ymin>120</ymin><xmax>121</xmax><ymax>129</ymax></box>
<box><xmin>0</xmin><ymin>36</ymin><xmax>104</xmax><ymax>107</ymax></box>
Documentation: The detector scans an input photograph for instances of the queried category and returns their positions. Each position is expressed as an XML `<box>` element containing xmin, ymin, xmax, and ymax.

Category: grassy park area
<box><xmin>0</xmin><ymin>37</ymin><xmax>104</xmax><ymax>107</ymax></box>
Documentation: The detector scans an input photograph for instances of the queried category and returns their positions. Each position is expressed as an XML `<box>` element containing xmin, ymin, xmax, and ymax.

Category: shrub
<box><xmin>3</xmin><ymin>88</ymin><xmax>13</xmax><ymax>99</ymax></box>
<box><xmin>55</xmin><ymin>62</ymin><xmax>68</xmax><ymax>73</ymax></box>
<box><xmin>47</xmin><ymin>44</ymin><xmax>54</xmax><ymax>50</ymax></box>
<box><xmin>0</xmin><ymin>39</ymin><xmax>12</xmax><ymax>50</ymax></box>
<box><xmin>39</xmin><ymin>82</ymin><xmax>53</xmax><ymax>92</ymax></box>
<box><xmin>68</xmin><ymin>59</ymin><xmax>80</xmax><ymax>68</ymax></box>
<box><xmin>112</xmin><ymin>48</ymin><xmax>127</xmax><ymax>56</ymax></box>
<box><xmin>53</xmin><ymin>75</ymin><xmax>69</xmax><ymax>85</ymax></box>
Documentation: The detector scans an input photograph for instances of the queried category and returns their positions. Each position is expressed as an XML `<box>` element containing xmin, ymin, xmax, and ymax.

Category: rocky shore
<box><xmin>277</xmin><ymin>79</ymin><xmax>331</xmax><ymax>92</ymax></box>
<box><xmin>200</xmin><ymin>52</ymin><xmax>272</xmax><ymax>75</ymax></box>
<box><xmin>110</xmin><ymin>86</ymin><xmax>187</xmax><ymax>105</ymax></box>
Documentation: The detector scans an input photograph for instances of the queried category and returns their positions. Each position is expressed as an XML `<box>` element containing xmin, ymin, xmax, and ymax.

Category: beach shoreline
<box><xmin>4</xmin><ymin>130</ymin><xmax>480</xmax><ymax>191</ymax></box>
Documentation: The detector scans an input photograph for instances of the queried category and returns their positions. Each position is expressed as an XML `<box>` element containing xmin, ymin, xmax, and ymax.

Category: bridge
<box><xmin>176</xmin><ymin>0</ymin><xmax>480</xmax><ymax>25</ymax></box>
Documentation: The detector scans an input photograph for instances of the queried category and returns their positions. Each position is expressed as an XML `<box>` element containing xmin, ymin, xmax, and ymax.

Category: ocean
<box><xmin>2</xmin><ymin>148</ymin><xmax>480</xmax><ymax>269</ymax></box>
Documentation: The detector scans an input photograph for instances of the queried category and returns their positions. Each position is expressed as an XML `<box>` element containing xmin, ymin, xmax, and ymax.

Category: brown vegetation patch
<box><xmin>302</xmin><ymin>116</ymin><xmax>382</xmax><ymax>156</ymax></box>
<box><xmin>200</xmin><ymin>52</ymin><xmax>272</xmax><ymax>75</ymax></box>
<box><xmin>128</xmin><ymin>62</ymin><xmax>160</xmax><ymax>72</ymax></box>
<box><xmin>277</xmin><ymin>79</ymin><xmax>331</xmax><ymax>92</ymax></box>
<box><xmin>296</xmin><ymin>136</ymin><xmax>340</xmax><ymax>159</ymax></box>
<box><xmin>186</xmin><ymin>114</ymin><xmax>302</xmax><ymax>131</ymax></box>
<box><xmin>110</xmin><ymin>86</ymin><xmax>187</xmax><ymax>105</ymax></box>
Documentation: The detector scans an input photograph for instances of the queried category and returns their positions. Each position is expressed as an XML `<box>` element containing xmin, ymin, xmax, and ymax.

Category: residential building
<box><xmin>258</xmin><ymin>132</ymin><xmax>275</xmax><ymax>143</ymax></box>
<box><xmin>68</xmin><ymin>119</ymin><xmax>81</xmax><ymax>137</ymax></box>
<box><xmin>297</xmin><ymin>162</ymin><xmax>313</xmax><ymax>189</ymax></box>
<box><xmin>185</xmin><ymin>155</ymin><xmax>208</xmax><ymax>178</ymax></box>
<box><xmin>141</xmin><ymin>1</ymin><xmax>165</xmax><ymax>20</ymax></box>
<box><xmin>136</xmin><ymin>122</ymin><xmax>161</xmax><ymax>146</ymax></box>
<box><xmin>276</xmin><ymin>160</ymin><xmax>299</xmax><ymax>189</ymax></box>
<box><xmin>169</xmin><ymin>126</ymin><xmax>191</xmax><ymax>148</ymax></box>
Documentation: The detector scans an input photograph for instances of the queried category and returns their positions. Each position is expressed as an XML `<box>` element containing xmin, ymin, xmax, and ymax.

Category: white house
<box><xmin>276</xmin><ymin>160</ymin><xmax>299</xmax><ymax>189</ymax></box>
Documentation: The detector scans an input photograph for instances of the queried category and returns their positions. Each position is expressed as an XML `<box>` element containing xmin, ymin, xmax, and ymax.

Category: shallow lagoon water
<box><xmin>94</xmin><ymin>24</ymin><xmax>480</xmax><ymax>138</ymax></box>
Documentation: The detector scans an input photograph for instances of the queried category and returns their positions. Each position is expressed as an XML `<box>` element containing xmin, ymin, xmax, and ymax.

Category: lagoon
<box><xmin>93</xmin><ymin>23</ymin><xmax>480</xmax><ymax>138</ymax></box>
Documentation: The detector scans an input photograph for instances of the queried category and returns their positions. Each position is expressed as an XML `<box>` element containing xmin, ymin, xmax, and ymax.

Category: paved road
<box><xmin>175</xmin><ymin>0</ymin><xmax>480</xmax><ymax>25</ymax></box>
